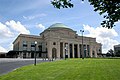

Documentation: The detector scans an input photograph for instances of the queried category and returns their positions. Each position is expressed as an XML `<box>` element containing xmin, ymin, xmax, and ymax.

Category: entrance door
<box><xmin>52</xmin><ymin>48</ymin><xmax>57</xmax><ymax>59</ymax></box>
<box><xmin>60</xmin><ymin>42</ymin><xmax>63</xmax><ymax>58</ymax></box>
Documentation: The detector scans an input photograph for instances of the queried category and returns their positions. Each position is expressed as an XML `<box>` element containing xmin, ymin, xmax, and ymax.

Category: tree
<box><xmin>106</xmin><ymin>49</ymin><xmax>114</xmax><ymax>57</ymax></box>
<box><xmin>51</xmin><ymin>0</ymin><xmax>120</xmax><ymax>29</ymax></box>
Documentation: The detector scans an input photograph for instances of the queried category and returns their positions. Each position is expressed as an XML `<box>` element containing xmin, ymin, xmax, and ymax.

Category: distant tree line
<box><xmin>106</xmin><ymin>49</ymin><xmax>120</xmax><ymax>57</ymax></box>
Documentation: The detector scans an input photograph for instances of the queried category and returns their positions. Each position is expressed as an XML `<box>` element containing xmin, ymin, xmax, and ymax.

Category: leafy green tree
<box><xmin>51</xmin><ymin>0</ymin><xmax>120</xmax><ymax>29</ymax></box>
<box><xmin>106</xmin><ymin>49</ymin><xmax>114</xmax><ymax>57</ymax></box>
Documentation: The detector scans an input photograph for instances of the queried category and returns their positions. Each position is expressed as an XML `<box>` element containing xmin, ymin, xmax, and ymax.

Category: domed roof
<box><xmin>40</xmin><ymin>23</ymin><xmax>76</xmax><ymax>35</ymax></box>
<box><xmin>49</xmin><ymin>23</ymin><xmax>68</xmax><ymax>29</ymax></box>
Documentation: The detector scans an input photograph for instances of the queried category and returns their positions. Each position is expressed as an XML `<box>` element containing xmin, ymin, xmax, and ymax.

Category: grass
<box><xmin>0</xmin><ymin>58</ymin><xmax>120</xmax><ymax>80</ymax></box>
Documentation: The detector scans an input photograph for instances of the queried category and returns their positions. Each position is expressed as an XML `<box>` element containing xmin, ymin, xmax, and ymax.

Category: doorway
<box><xmin>52</xmin><ymin>48</ymin><xmax>57</xmax><ymax>59</ymax></box>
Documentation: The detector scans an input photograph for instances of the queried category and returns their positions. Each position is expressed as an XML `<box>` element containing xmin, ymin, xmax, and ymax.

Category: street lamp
<box><xmin>34</xmin><ymin>41</ymin><xmax>37</xmax><ymax>66</ymax></box>
<box><xmin>80</xmin><ymin>30</ymin><xmax>84</xmax><ymax>59</ymax></box>
<box><xmin>65</xmin><ymin>46</ymin><xmax>67</xmax><ymax>60</ymax></box>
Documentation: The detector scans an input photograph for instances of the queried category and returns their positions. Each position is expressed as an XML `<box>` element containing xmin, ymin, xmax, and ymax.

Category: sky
<box><xmin>0</xmin><ymin>0</ymin><xmax>120</xmax><ymax>53</ymax></box>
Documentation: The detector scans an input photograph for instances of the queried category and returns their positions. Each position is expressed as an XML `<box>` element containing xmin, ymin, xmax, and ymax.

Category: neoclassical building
<box><xmin>13</xmin><ymin>23</ymin><xmax>102</xmax><ymax>59</ymax></box>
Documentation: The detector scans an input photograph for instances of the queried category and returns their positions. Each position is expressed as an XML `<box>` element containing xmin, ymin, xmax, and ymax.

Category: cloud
<box><xmin>83</xmin><ymin>24</ymin><xmax>119</xmax><ymax>53</ymax></box>
<box><xmin>8</xmin><ymin>43</ymin><xmax>13</xmax><ymax>51</ymax></box>
<box><xmin>81</xmin><ymin>1</ymin><xmax>84</xmax><ymax>4</ymax></box>
<box><xmin>0</xmin><ymin>20</ymin><xmax>30</xmax><ymax>52</ymax></box>
<box><xmin>0</xmin><ymin>22</ymin><xmax>13</xmax><ymax>38</ymax></box>
<box><xmin>6</xmin><ymin>20</ymin><xmax>30</xmax><ymax>34</ymax></box>
<box><xmin>116</xmin><ymin>20</ymin><xmax>120</xmax><ymax>24</ymax></box>
<box><xmin>23</xmin><ymin>13</ymin><xmax>47</xmax><ymax>20</ymax></box>
<box><xmin>83</xmin><ymin>24</ymin><xmax>118</xmax><ymax>38</ymax></box>
<box><xmin>36</xmin><ymin>24</ymin><xmax>45</xmax><ymax>31</ymax></box>
<box><xmin>0</xmin><ymin>46</ymin><xmax>7</xmax><ymax>52</ymax></box>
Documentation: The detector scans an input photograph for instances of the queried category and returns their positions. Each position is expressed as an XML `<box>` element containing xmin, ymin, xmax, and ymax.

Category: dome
<box><xmin>41</xmin><ymin>23</ymin><xmax>76</xmax><ymax>35</ymax></box>
<box><xmin>49</xmin><ymin>23</ymin><xmax>69</xmax><ymax>29</ymax></box>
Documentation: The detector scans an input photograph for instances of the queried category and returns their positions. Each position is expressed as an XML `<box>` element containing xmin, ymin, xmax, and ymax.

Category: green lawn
<box><xmin>0</xmin><ymin>58</ymin><xmax>120</xmax><ymax>80</ymax></box>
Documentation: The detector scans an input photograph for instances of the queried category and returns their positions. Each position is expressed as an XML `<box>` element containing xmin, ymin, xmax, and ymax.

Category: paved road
<box><xmin>0</xmin><ymin>58</ymin><xmax>48</xmax><ymax>76</ymax></box>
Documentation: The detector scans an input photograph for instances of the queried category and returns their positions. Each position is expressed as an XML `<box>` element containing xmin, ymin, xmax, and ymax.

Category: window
<box><xmin>31</xmin><ymin>42</ymin><xmax>35</xmax><ymax>51</ymax></box>
<box><xmin>99</xmin><ymin>49</ymin><xmax>101</xmax><ymax>52</ymax></box>
<box><xmin>31</xmin><ymin>42</ymin><xmax>35</xmax><ymax>47</ymax></box>
<box><xmin>23</xmin><ymin>47</ymin><xmax>27</xmax><ymax>51</ymax></box>
<box><xmin>23</xmin><ymin>41</ymin><xmax>27</xmax><ymax>47</ymax></box>
<box><xmin>23</xmin><ymin>41</ymin><xmax>27</xmax><ymax>51</ymax></box>
<box><xmin>53</xmin><ymin>42</ymin><xmax>56</xmax><ymax>45</ymax></box>
<box><xmin>31</xmin><ymin>47</ymin><xmax>35</xmax><ymax>51</ymax></box>
<box><xmin>75</xmin><ymin>34</ymin><xmax>77</xmax><ymax>38</ymax></box>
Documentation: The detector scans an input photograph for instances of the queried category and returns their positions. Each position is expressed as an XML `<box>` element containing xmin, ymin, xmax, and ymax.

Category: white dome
<box><xmin>49</xmin><ymin>23</ymin><xmax>68</xmax><ymax>29</ymax></box>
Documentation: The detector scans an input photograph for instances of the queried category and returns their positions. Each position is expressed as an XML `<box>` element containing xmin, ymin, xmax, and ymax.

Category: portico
<box><xmin>47</xmin><ymin>41</ymin><xmax>92</xmax><ymax>59</ymax></box>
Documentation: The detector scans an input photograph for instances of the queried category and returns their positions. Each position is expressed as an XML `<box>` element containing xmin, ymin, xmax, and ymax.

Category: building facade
<box><xmin>13</xmin><ymin>23</ymin><xmax>102</xmax><ymax>59</ymax></box>
<box><xmin>114</xmin><ymin>44</ymin><xmax>120</xmax><ymax>54</ymax></box>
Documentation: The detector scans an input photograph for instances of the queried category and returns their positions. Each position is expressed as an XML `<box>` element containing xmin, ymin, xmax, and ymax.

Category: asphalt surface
<box><xmin>0</xmin><ymin>58</ymin><xmax>49</xmax><ymax>76</ymax></box>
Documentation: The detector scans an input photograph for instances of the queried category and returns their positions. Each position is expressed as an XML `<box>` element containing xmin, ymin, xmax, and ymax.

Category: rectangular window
<box><xmin>31</xmin><ymin>47</ymin><xmax>35</xmax><ymax>51</ymax></box>
<box><xmin>23</xmin><ymin>47</ymin><xmax>27</xmax><ymax>51</ymax></box>
<box><xmin>31</xmin><ymin>42</ymin><xmax>35</xmax><ymax>51</ymax></box>
<box><xmin>23</xmin><ymin>41</ymin><xmax>27</xmax><ymax>51</ymax></box>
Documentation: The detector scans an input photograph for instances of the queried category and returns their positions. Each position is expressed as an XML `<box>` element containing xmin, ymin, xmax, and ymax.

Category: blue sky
<box><xmin>0</xmin><ymin>0</ymin><xmax>120</xmax><ymax>53</ymax></box>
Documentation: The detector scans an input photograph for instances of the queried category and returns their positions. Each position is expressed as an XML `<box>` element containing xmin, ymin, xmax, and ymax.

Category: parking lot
<box><xmin>0</xmin><ymin>58</ymin><xmax>48</xmax><ymax>76</ymax></box>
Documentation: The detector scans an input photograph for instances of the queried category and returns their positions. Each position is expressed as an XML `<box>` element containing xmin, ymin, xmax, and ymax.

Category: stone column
<box><xmin>47</xmin><ymin>41</ymin><xmax>52</xmax><ymax>60</ymax></box>
<box><xmin>94</xmin><ymin>46</ymin><xmax>97</xmax><ymax>57</ymax></box>
<box><xmin>68</xmin><ymin>43</ymin><xmax>70</xmax><ymax>58</ymax></box>
<box><xmin>85</xmin><ymin>45</ymin><xmax>87</xmax><ymax>57</ymax></box>
<box><xmin>77</xmin><ymin>44</ymin><xmax>80</xmax><ymax>58</ymax></box>
<box><xmin>86</xmin><ymin>45</ymin><xmax>90</xmax><ymax>57</ymax></box>
<box><xmin>18</xmin><ymin>52</ymin><xmax>21</xmax><ymax>58</ymax></box>
<box><xmin>21</xmin><ymin>52</ymin><xmax>23</xmax><ymax>58</ymax></box>
<box><xmin>29</xmin><ymin>52</ymin><xmax>31</xmax><ymax>58</ymax></box>
<box><xmin>89</xmin><ymin>45</ymin><xmax>93</xmax><ymax>57</ymax></box>
<box><xmin>63</xmin><ymin>42</ymin><xmax>65</xmax><ymax>59</ymax></box>
<box><xmin>72</xmin><ymin>43</ymin><xmax>74</xmax><ymax>58</ymax></box>
<box><xmin>57</xmin><ymin>42</ymin><xmax>60</xmax><ymax>59</ymax></box>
